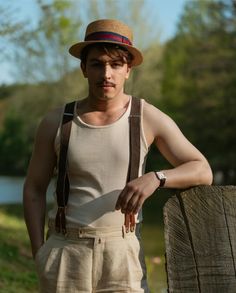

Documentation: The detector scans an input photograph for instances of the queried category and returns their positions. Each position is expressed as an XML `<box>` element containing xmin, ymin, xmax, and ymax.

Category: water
<box><xmin>0</xmin><ymin>176</ymin><xmax>55</xmax><ymax>204</ymax></box>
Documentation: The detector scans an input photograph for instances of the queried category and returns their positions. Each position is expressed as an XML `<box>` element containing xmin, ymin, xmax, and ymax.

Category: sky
<box><xmin>0</xmin><ymin>0</ymin><xmax>187</xmax><ymax>84</ymax></box>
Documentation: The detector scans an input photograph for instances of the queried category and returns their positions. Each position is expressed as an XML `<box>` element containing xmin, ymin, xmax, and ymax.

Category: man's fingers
<box><xmin>115</xmin><ymin>188</ymin><xmax>126</xmax><ymax>210</ymax></box>
<box><xmin>124</xmin><ymin>213</ymin><xmax>135</xmax><ymax>232</ymax></box>
<box><xmin>115</xmin><ymin>186</ymin><xmax>134</xmax><ymax>211</ymax></box>
<box><xmin>120</xmin><ymin>190</ymin><xmax>135</xmax><ymax>213</ymax></box>
<box><xmin>124</xmin><ymin>213</ymin><xmax>130</xmax><ymax>228</ymax></box>
<box><xmin>133</xmin><ymin>197</ymin><xmax>145</xmax><ymax>214</ymax></box>
<box><xmin>126</xmin><ymin>193</ymin><xmax>140</xmax><ymax>213</ymax></box>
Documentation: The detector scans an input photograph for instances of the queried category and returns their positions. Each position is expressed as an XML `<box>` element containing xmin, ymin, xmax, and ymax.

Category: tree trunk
<box><xmin>164</xmin><ymin>185</ymin><xmax>236</xmax><ymax>293</ymax></box>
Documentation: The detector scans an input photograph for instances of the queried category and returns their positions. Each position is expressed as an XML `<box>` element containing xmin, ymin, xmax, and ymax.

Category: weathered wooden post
<box><xmin>164</xmin><ymin>185</ymin><xmax>236</xmax><ymax>293</ymax></box>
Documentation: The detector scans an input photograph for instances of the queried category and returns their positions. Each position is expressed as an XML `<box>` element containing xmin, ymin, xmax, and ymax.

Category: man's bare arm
<box><xmin>146</xmin><ymin>102</ymin><xmax>213</xmax><ymax>187</ymax></box>
<box><xmin>116</xmin><ymin>101</ymin><xmax>213</xmax><ymax>214</ymax></box>
<box><xmin>23</xmin><ymin>109</ymin><xmax>61</xmax><ymax>258</ymax></box>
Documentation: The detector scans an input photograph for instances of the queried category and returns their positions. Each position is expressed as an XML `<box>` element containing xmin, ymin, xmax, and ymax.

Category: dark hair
<box><xmin>80</xmin><ymin>43</ymin><xmax>133</xmax><ymax>66</ymax></box>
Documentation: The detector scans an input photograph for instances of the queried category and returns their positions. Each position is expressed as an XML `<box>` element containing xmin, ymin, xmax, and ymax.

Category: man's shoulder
<box><xmin>41</xmin><ymin>106</ymin><xmax>64</xmax><ymax>128</ymax></box>
<box><xmin>142</xmin><ymin>99</ymin><xmax>166</xmax><ymax>120</ymax></box>
<box><xmin>141</xmin><ymin>99</ymin><xmax>176</xmax><ymax>134</ymax></box>
<box><xmin>36</xmin><ymin>106</ymin><xmax>64</xmax><ymax>141</ymax></box>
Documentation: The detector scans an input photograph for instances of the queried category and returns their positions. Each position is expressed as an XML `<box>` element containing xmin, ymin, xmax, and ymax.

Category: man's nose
<box><xmin>103</xmin><ymin>64</ymin><xmax>112</xmax><ymax>79</ymax></box>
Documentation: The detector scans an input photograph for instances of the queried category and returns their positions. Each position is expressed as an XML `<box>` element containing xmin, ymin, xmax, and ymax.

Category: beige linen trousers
<box><xmin>35</xmin><ymin>224</ymin><xmax>149</xmax><ymax>293</ymax></box>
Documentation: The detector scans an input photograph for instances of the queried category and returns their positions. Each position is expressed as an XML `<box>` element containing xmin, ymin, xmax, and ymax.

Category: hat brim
<box><xmin>69</xmin><ymin>40</ymin><xmax>143</xmax><ymax>67</ymax></box>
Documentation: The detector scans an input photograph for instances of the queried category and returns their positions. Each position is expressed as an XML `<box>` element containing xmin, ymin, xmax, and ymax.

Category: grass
<box><xmin>0</xmin><ymin>202</ymin><xmax>168</xmax><ymax>293</ymax></box>
<box><xmin>0</xmin><ymin>205</ymin><xmax>38</xmax><ymax>293</ymax></box>
<box><xmin>142</xmin><ymin>223</ymin><xmax>167</xmax><ymax>293</ymax></box>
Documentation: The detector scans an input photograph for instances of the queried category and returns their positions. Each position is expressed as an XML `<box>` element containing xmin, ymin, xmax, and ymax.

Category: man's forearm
<box><xmin>160</xmin><ymin>160</ymin><xmax>213</xmax><ymax>189</ymax></box>
<box><xmin>116</xmin><ymin>160</ymin><xmax>212</xmax><ymax>215</ymax></box>
<box><xmin>23</xmin><ymin>187</ymin><xmax>46</xmax><ymax>258</ymax></box>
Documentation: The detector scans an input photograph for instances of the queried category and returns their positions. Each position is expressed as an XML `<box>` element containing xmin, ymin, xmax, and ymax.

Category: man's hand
<box><xmin>115</xmin><ymin>172</ymin><xmax>160</xmax><ymax>214</ymax></box>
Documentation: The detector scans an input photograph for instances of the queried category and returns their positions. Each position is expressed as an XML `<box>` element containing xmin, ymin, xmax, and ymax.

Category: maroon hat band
<box><xmin>85</xmin><ymin>31</ymin><xmax>132</xmax><ymax>46</ymax></box>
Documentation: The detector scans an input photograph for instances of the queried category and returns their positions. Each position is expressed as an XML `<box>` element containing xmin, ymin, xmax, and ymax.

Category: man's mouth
<box><xmin>97</xmin><ymin>82</ymin><xmax>115</xmax><ymax>88</ymax></box>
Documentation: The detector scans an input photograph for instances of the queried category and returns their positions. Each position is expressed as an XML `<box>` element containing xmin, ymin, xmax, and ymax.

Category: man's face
<box><xmin>81</xmin><ymin>47</ymin><xmax>131</xmax><ymax>100</ymax></box>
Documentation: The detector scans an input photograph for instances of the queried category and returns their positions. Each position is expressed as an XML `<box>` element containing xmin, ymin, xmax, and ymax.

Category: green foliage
<box><xmin>161</xmin><ymin>1</ymin><xmax>236</xmax><ymax>184</ymax></box>
<box><xmin>0</xmin><ymin>84</ymin><xmax>14</xmax><ymax>100</ymax></box>
<box><xmin>0</xmin><ymin>79</ymin><xmax>85</xmax><ymax>175</ymax></box>
<box><xmin>0</xmin><ymin>113</ymin><xmax>32</xmax><ymax>175</ymax></box>
<box><xmin>126</xmin><ymin>44</ymin><xmax>163</xmax><ymax>104</ymax></box>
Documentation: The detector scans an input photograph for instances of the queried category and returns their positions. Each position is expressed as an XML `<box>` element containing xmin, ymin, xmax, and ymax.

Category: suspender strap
<box><xmin>55</xmin><ymin>101</ymin><xmax>75</xmax><ymax>234</ymax></box>
<box><xmin>125</xmin><ymin>97</ymin><xmax>141</xmax><ymax>232</ymax></box>
<box><xmin>128</xmin><ymin>97</ymin><xmax>141</xmax><ymax>181</ymax></box>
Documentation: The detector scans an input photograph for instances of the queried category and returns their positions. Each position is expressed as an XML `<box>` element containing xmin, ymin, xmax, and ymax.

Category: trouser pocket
<box><xmin>35</xmin><ymin>234</ymin><xmax>94</xmax><ymax>293</ymax></box>
<box><xmin>35</xmin><ymin>234</ymin><xmax>66</xmax><ymax>292</ymax></box>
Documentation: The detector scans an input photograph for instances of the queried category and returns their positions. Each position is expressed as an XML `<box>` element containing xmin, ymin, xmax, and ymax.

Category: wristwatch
<box><xmin>154</xmin><ymin>171</ymin><xmax>167</xmax><ymax>188</ymax></box>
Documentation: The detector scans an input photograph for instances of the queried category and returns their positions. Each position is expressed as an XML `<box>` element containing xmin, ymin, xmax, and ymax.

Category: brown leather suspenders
<box><xmin>55</xmin><ymin>101</ymin><xmax>75</xmax><ymax>234</ymax></box>
<box><xmin>55</xmin><ymin>97</ymin><xmax>141</xmax><ymax>234</ymax></box>
<box><xmin>125</xmin><ymin>97</ymin><xmax>141</xmax><ymax>232</ymax></box>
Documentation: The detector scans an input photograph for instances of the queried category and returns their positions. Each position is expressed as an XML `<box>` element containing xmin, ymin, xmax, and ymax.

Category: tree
<box><xmin>161</xmin><ymin>0</ymin><xmax>236</xmax><ymax>184</ymax></box>
<box><xmin>0</xmin><ymin>113</ymin><xmax>32</xmax><ymax>175</ymax></box>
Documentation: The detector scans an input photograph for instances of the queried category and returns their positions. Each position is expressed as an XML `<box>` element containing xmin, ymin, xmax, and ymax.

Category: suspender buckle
<box><xmin>55</xmin><ymin>206</ymin><xmax>67</xmax><ymax>234</ymax></box>
<box><xmin>129</xmin><ymin>114</ymin><xmax>140</xmax><ymax>117</ymax></box>
<box><xmin>64</xmin><ymin>112</ymin><xmax>74</xmax><ymax>116</ymax></box>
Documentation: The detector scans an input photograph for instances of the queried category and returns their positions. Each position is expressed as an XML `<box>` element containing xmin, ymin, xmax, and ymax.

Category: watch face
<box><xmin>155</xmin><ymin>172</ymin><xmax>166</xmax><ymax>187</ymax></box>
<box><xmin>156</xmin><ymin>172</ymin><xmax>166</xmax><ymax>180</ymax></box>
<box><xmin>159</xmin><ymin>173</ymin><xmax>165</xmax><ymax>180</ymax></box>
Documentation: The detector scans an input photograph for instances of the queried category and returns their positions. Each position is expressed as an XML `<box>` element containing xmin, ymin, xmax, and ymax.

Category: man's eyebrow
<box><xmin>111</xmin><ymin>58</ymin><xmax>124</xmax><ymax>63</ymax></box>
<box><xmin>88</xmin><ymin>58</ymin><xmax>101</xmax><ymax>63</ymax></box>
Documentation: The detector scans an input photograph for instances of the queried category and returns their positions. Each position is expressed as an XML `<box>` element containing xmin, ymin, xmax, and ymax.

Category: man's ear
<box><xmin>81</xmin><ymin>62</ymin><xmax>87</xmax><ymax>78</ymax></box>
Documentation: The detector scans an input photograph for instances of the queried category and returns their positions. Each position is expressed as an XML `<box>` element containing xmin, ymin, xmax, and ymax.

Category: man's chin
<box><xmin>91</xmin><ymin>90</ymin><xmax>121</xmax><ymax>100</ymax></box>
<box><xmin>98</xmin><ymin>94</ymin><xmax>115</xmax><ymax>100</ymax></box>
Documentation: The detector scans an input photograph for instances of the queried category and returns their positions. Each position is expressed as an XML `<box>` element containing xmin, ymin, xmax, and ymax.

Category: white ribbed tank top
<box><xmin>48</xmin><ymin>97</ymin><xmax>149</xmax><ymax>228</ymax></box>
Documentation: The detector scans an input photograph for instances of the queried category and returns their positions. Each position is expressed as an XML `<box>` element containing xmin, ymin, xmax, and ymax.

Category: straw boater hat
<box><xmin>69</xmin><ymin>19</ymin><xmax>143</xmax><ymax>66</ymax></box>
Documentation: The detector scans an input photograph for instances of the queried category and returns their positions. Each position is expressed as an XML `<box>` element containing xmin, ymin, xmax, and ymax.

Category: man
<box><xmin>23</xmin><ymin>19</ymin><xmax>213</xmax><ymax>292</ymax></box>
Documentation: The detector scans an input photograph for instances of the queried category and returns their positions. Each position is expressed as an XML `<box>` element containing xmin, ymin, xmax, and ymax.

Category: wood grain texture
<box><xmin>164</xmin><ymin>185</ymin><xmax>236</xmax><ymax>293</ymax></box>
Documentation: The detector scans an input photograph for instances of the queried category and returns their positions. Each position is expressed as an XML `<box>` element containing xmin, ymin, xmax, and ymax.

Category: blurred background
<box><xmin>0</xmin><ymin>0</ymin><xmax>235</xmax><ymax>292</ymax></box>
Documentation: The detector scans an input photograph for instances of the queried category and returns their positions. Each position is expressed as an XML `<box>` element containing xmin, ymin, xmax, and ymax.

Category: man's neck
<box><xmin>76</xmin><ymin>93</ymin><xmax>131</xmax><ymax>126</ymax></box>
<box><xmin>85</xmin><ymin>93</ymin><xmax>130</xmax><ymax>113</ymax></box>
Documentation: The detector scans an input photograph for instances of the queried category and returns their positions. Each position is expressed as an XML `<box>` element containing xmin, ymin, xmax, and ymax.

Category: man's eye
<box><xmin>112</xmin><ymin>62</ymin><xmax>123</xmax><ymax>68</ymax></box>
<box><xmin>91</xmin><ymin>63</ymin><xmax>101</xmax><ymax>67</ymax></box>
